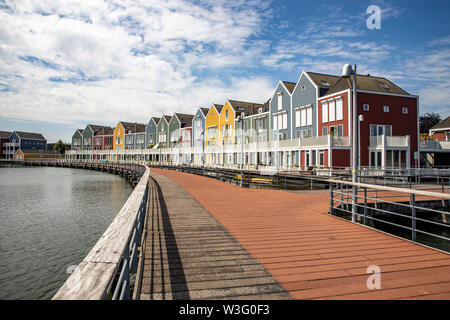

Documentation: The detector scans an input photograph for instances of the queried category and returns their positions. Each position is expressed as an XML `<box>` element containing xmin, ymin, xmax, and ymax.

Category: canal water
<box><xmin>0</xmin><ymin>165</ymin><xmax>133</xmax><ymax>299</ymax></box>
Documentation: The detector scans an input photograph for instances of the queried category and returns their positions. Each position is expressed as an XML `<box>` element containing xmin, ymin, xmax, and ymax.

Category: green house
<box><xmin>157</xmin><ymin>115</ymin><xmax>172</xmax><ymax>148</ymax></box>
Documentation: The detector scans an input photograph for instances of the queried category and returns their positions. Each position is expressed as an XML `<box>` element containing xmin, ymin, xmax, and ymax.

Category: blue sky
<box><xmin>0</xmin><ymin>0</ymin><xmax>449</xmax><ymax>143</ymax></box>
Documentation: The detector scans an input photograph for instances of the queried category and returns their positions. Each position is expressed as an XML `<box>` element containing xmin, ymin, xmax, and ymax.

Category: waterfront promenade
<box><xmin>144</xmin><ymin>168</ymin><xmax>450</xmax><ymax>300</ymax></box>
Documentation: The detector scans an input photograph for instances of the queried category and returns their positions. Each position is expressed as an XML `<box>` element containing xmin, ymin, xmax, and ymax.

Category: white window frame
<box><xmin>383</xmin><ymin>105</ymin><xmax>390</xmax><ymax>112</ymax></box>
<box><xmin>363</xmin><ymin>104</ymin><xmax>370</xmax><ymax>111</ymax></box>
<box><xmin>336</xmin><ymin>98</ymin><xmax>343</xmax><ymax>121</ymax></box>
<box><xmin>322</xmin><ymin>101</ymin><xmax>328</xmax><ymax>123</ymax></box>
<box><xmin>277</xmin><ymin>92</ymin><xmax>282</xmax><ymax>111</ymax></box>
<box><xmin>328</xmin><ymin>99</ymin><xmax>335</xmax><ymax>122</ymax></box>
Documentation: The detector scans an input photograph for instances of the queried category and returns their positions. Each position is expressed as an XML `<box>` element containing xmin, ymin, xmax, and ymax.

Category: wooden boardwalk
<box><xmin>137</xmin><ymin>172</ymin><xmax>292</xmax><ymax>300</ymax></box>
<box><xmin>146</xmin><ymin>168</ymin><xmax>450</xmax><ymax>300</ymax></box>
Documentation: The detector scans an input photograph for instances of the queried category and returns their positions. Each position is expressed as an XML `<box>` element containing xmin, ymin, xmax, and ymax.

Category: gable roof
<box><xmin>227</xmin><ymin>100</ymin><xmax>265</xmax><ymax>118</ymax></box>
<box><xmin>96</xmin><ymin>127</ymin><xmax>114</xmax><ymax>136</ymax></box>
<box><xmin>281</xmin><ymin>81</ymin><xmax>297</xmax><ymax>94</ymax></box>
<box><xmin>304</xmin><ymin>71</ymin><xmax>340</xmax><ymax>88</ymax></box>
<box><xmin>431</xmin><ymin>116</ymin><xmax>450</xmax><ymax>131</ymax></box>
<box><xmin>14</xmin><ymin>131</ymin><xmax>46</xmax><ymax>140</ymax></box>
<box><xmin>87</xmin><ymin>124</ymin><xmax>113</xmax><ymax>136</ymax></box>
<box><xmin>207</xmin><ymin>104</ymin><xmax>223</xmax><ymax>118</ymax></box>
<box><xmin>200</xmin><ymin>107</ymin><xmax>210</xmax><ymax>117</ymax></box>
<box><xmin>119</xmin><ymin>122</ymin><xmax>146</xmax><ymax>133</ymax></box>
<box><xmin>0</xmin><ymin>131</ymin><xmax>11</xmax><ymax>139</ymax></box>
<box><xmin>323</xmin><ymin>74</ymin><xmax>410</xmax><ymax>96</ymax></box>
<box><xmin>151</xmin><ymin>117</ymin><xmax>161</xmax><ymax>125</ymax></box>
<box><xmin>174</xmin><ymin>113</ymin><xmax>194</xmax><ymax>128</ymax></box>
<box><xmin>163</xmin><ymin>115</ymin><xmax>172</xmax><ymax>123</ymax></box>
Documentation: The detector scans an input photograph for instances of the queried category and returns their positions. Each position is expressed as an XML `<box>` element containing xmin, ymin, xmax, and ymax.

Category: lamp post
<box><xmin>342</xmin><ymin>64</ymin><xmax>358</xmax><ymax>222</ymax></box>
<box><xmin>236</xmin><ymin>114</ymin><xmax>245</xmax><ymax>187</ymax></box>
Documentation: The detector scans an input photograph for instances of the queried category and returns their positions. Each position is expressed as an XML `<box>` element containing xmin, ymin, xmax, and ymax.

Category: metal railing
<box><xmin>328</xmin><ymin>179</ymin><xmax>450</xmax><ymax>252</ymax></box>
<box><xmin>52</xmin><ymin>165</ymin><xmax>150</xmax><ymax>300</ymax></box>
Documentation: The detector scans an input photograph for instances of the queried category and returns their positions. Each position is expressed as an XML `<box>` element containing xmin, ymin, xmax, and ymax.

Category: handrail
<box><xmin>327</xmin><ymin>178</ymin><xmax>450</xmax><ymax>200</ymax></box>
<box><xmin>52</xmin><ymin>165</ymin><xmax>150</xmax><ymax>300</ymax></box>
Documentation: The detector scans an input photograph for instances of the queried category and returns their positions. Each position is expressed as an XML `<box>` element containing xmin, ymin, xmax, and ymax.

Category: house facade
<box><xmin>316</xmin><ymin>74</ymin><xmax>418</xmax><ymax>170</ymax></box>
<box><xmin>0</xmin><ymin>131</ymin><xmax>12</xmax><ymax>159</ymax></box>
<box><xmin>6</xmin><ymin>131</ymin><xmax>47</xmax><ymax>159</ymax></box>
<box><xmin>270</xmin><ymin>81</ymin><xmax>296</xmax><ymax>141</ymax></box>
<box><xmin>157</xmin><ymin>115</ymin><xmax>171</xmax><ymax>148</ymax></box>
<box><xmin>205</xmin><ymin>104</ymin><xmax>222</xmax><ymax>164</ymax></box>
<box><xmin>145</xmin><ymin>117</ymin><xmax>160</xmax><ymax>148</ymax></box>
<box><xmin>192</xmin><ymin>107</ymin><xmax>209</xmax><ymax>164</ymax></box>
<box><xmin>168</xmin><ymin>113</ymin><xmax>194</xmax><ymax>149</ymax></box>
<box><xmin>71</xmin><ymin>129</ymin><xmax>84</xmax><ymax>151</ymax></box>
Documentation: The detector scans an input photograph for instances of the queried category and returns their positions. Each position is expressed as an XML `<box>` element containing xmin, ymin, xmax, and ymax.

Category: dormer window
<box><xmin>321</xmin><ymin>80</ymin><xmax>330</xmax><ymax>86</ymax></box>
<box><xmin>378</xmin><ymin>82</ymin><xmax>390</xmax><ymax>90</ymax></box>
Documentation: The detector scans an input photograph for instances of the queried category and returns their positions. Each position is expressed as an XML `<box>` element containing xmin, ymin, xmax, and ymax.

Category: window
<box><xmin>301</xmin><ymin>85</ymin><xmax>305</xmax><ymax>91</ymax></box>
<box><xmin>336</xmin><ymin>98</ymin><xmax>343</xmax><ymax>120</ymax></box>
<box><xmin>329</xmin><ymin>126</ymin><xmax>335</xmax><ymax>135</ymax></box>
<box><xmin>302</xmin><ymin>129</ymin><xmax>312</xmax><ymax>138</ymax></box>
<box><xmin>337</xmin><ymin>124</ymin><xmax>343</xmax><ymax>137</ymax></box>
<box><xmin>402</xmin><ymin>107</ymin><xmax>408</xmax><ymax>114</ymax></box>
<box><xmin>322</xmin><ymin>101</ymin><xmax>328</xmax><ymax>123</ymax></box>
<box><xmin>295</xmin><ymin>110</ymin><xmax>300</xmax><ymax>127</ymax></box>
<box><xmin>225</xmin><ymin>110</ymin><xmax>228</xmax><ymax>121</ymax></box>
<box><xmin>363</xmin><ymin>104</ymin><xmax>370</xmax><ymax>111</ymax></box>
<box><xmin>306</xmin><ymin>106</ymin><xmax>312</xmax><ymax>126</ymax></box>
<box><xmin>322</xmin><ymin>127</ymin><xmax>328</xmax><ymax>136</ymax></box>
<box><xmin>328</xmin><ymin>100</ymin><xmax>335</xmax><ymax>122</ymax></box>
<box><xmin>282</xmin><ymin>113</ymin><xmax>287</xmax><ymax>129</ymax></box>
<box><xmin>319</xmin><ymin>150</ymin><xmax>324</xmax><ymax>166</ymax></box>
<box><xmin>277</xmin><ymin>92</ymin><xmax>282</xmax><ymax>110</ymax></box>
<box><xmin>273</xmin><ymin>115</ymin><xmax>278</xmax><ymax>130</ymax></box>
<box><xmin>383</xmin><ymin>106</ymin><xmax>390</xmax><ymax>112</ymax></box>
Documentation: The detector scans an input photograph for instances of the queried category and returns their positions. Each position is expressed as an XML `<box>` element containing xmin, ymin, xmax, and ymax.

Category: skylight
<box><xmin>378</xmin><ymin>82</ymin><xmax>390</xmax><ymax>90</ymax></box>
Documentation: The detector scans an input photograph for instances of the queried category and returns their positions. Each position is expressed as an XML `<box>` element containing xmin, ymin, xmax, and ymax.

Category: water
<box><xmin>0</xmin><ymin>165</ymin><xmax>133</xmax><ymax>299</ymax></box>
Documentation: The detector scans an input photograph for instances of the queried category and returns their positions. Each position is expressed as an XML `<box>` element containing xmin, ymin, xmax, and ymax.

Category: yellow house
<box><xmin>204</xmin><ymin>104</ymin><xmax>223</xmax><ymax>164</ymax></box>
<box><xmin>219</xmin><ymin>100</ymin><xmax>265</xmax><ymax>146</ymax></box>
<box><xmin>114</xmin><ymin>122</ymin><xmax>125</xmax><ymax>151</ymax></box>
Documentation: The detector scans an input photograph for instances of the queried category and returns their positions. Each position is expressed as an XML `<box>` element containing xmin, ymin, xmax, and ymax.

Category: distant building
<box><xmin>5</xmin><ymin>131</ymin><xmax>47</xmax><ymax>160</ymax></box>
<box><xmin>14</xmin><ymin>149</ymin><xmax>59</xmax><ymax>160</ymax></box>
<box><xmin>430</xmin><ymin>116</ymin><xmax>450</xmax><ymax>141</ymax></box>
<box><xmin>0</xmin><ymin>131</ymin><xmax>12</xmax><ymax>159</ymax></box>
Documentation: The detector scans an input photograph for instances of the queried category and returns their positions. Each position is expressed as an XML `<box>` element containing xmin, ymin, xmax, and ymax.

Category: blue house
<box><xmin>7</xmin><ymin>131</ymin><xmax>47</xmax><ymax>159</ymax></box>
<box><xmin>145</xmin><ymin>117</ymin><xmax>160</xmax><ymax>148</ymax></box>
<box><xmin>291</xmin><ymin>71</ymin><xmax>340</xmax><ymax>138</ymax></box>
<box><xmin>269</xmin><ymin>81</ymin><xmax>296</xmax><ymax>140</ymax></box>
<box><xmin>192</xmin><ymin>107</ymin><xmax>209</xmax><ymax>148</ymax></box>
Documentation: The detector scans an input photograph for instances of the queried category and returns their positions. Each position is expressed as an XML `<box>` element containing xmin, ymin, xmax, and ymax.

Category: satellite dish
<box><xmin>342</xmin><ymin>64</ymin><xmax>352</xmax><ymax>77</ymax></box>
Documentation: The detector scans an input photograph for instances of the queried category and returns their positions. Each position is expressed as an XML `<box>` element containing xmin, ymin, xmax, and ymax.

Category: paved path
<box><xmin>151</xmin><ymin>168</ymin><xmax>450</xmax><ymax>300</ymax></box>
<box><xmin>138</xmin><ymin>172</ymin><xmax>292</xmax><ymax>300</ymax></box>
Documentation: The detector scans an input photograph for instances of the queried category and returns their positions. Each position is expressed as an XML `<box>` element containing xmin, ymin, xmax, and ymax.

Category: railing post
<box><xmin>329</xmin><ymin>183</ymin><xmax>334</xmax><ymax>216</ymax></box>
<box><xmin>363</xmin><ymin>187</ymin><xmax>368</xmax><ymax>225</ymax></box>
<box><xmin>410</xmin><ymin>194</ymin><xmax>416</xmax><ymax>242</ymax></box>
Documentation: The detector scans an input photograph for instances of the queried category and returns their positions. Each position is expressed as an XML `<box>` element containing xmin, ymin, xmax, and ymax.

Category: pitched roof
<box><xmin>323</xmin><ymin>74</ymin><xmax>410</xmax><ymax>96</ymax></box>
<box><xmin>163</xmin><ymin>115</ymin><xmax>172</xmax><ymax>123</ymax></box>
<box><xmin>212</xmin><ymin>104</ymin><xmax>224</xmax><ymax>114</ymax></box>
<box><xmin>96</xmin><ymin>127</ymin><xmax>114</xmax><ymax>136</ymax></box>
<box><xmin>151</xmin><ymin>117</ymin><xmax>161</xmax><ymax>125</ymax></box>
<box><xmin>174</xmin><ymin>113</ymin><xmax>194</xmax><ymax>128</ymax></box>
<box><xmin>228</xmin><ymin>100</ymin><xmax>265</xmax><ymax>117</ymax></box>
<box><xmin>14</xmin><ymin>131</ymin><xmax>46</xmax><ymax>140</ymax></box>
<box><xmin>0</xmin><ymin>131</ymin><xmax>11</xmax><ymax>139</ymax></box>
<box><xmin>281</xmin><ymin>81</ymin><xmax>297</xmax><ymax>94</ymax></box>
<box><xmin>305</xmin><ymin>72</ymin><xmax>340</xmax><ymax>88</ymax></box>
<box><xmin>87</xmin><ymin>124</ymin><xmax>113</xmax><ymax>136</ymax></box>
<box><xmin>200</xmin><ymin>107</ymin><xmax>210</xmax><ymax>116</ymax></box>
<box><xmin>120</xmin><ymin>122</ymin><xmax>146</xmax><ymax>133</ymax></box>
<box><xmin>431</xmin><ymin>116</ymin><xmax>450</xmax><ymax>131</ymax></box>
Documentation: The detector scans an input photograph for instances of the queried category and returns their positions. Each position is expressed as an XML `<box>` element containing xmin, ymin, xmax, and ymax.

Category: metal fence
<box><xmin>328</xmin><ymin>179</ymin><xmax>450</xmax><ymax>252</ymax></box>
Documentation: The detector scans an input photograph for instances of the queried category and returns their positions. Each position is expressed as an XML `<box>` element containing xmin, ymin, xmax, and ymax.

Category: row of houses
<box><xmin>0</xmin><ymin>131</ymin><xmax>64</xmax><ymax>160</ymax></box>
<box><xmin>69</xmin><ymin>67</ymin><xmax>448</xmax><ymax>170</ymax></box>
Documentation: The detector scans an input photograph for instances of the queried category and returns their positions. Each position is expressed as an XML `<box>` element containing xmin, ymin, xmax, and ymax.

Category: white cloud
<box><xmin>0</xmin><ymin>0</ymin><xmax>273</xmax><ymax>132</ymax></box>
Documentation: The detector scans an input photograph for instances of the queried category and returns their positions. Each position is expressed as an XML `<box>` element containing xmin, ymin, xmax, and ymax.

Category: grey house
<box><xmin>192</xmin><ymin>107</ymin><xmax>209</xmax><ymax>149</ymax></box>
<box><xmin>82</xmin><ymin>124</ymin><xmax>111</xmax><ymax>150</ymax></box>
<box><xmin>145</xmin><ymin>117</ymin><xmax>160</xmax><ymax>148</ymax></box>
<box><xmin>71</xmin><ymin>129</ymin><xmax>84</xmax><ymax>151</ymax></box>
<box><xmin>291</xmin><ymin>71</ymin><xmax>340</xmax><ymax>138</ymax></box>
<box><xmin>122</xmin><ymin>122</ymin><xmax>146</xmax><ymax>149</ymax></box>
<box><xmin>269</xmin><ymin>81</ymin><xmax>296</xmax><ymax>140</ymax></box>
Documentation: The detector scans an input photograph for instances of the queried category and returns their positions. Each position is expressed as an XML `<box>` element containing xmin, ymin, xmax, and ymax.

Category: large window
<box><xmin>370</xmin><ymin>124</ymin><xmax>392</xmax><ymax>136</ymax></box>
<box><xmin>328</xmin><ymin>100</ymin><xmax>335</xmax><ymax>122</ymax></box>
<box><xmin>295</xmin><ymin>105</ymin><xmax>312</xmax><ymax>127</ymax></box>
<box><xmin>322</xmin><ymin>101</ymin><xmax>328</xmax><ymax>123</ymax></box>
<box><xmin>336</xmin><ymin>98</ymin><xmax>343</xmax><ymax>120</ymax></box>
<box><xmin>273</xmin><ymin>112</ymin><xmax>288</xmax><ymax>130</ymax></box>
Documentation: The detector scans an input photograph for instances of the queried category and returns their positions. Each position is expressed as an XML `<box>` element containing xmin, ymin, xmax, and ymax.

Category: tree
<box><xmin>419</xmin><ymin>113</ymin><xmax>441</xmax><ymax>134</ymax></box>
<box><xmin>53</xmin><ymin>140</ymin><xmax>67</xmax><ymax>155</ymax></box>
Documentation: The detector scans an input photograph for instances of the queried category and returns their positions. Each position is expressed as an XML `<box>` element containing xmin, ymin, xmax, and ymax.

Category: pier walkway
<box><xmin>142</xmin><ymin>168</ymin><xmax>450</xmax><ymax>300</ymax></box>
<box><xmin>136</xmin><ymin>172</ymin><xmax>292</xmax><ymax>300</ymax></box>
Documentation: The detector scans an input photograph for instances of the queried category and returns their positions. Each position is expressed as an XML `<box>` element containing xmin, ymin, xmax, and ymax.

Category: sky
<box><xmin>0</xmin><ymin>0</ymin><xmax>449</xmax><ymax>143</ymax></box>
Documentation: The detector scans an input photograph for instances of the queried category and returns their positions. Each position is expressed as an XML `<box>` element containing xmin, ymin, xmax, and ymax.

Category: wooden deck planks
<box><xmin>151</xmin><ymin>168</ymin><xmax>450</xmax><ymax>300</ymax></box>
<box><xmin>138</xmin><ymin>172</ymin><xmax>292</xmax><ymax>300</ymax></box>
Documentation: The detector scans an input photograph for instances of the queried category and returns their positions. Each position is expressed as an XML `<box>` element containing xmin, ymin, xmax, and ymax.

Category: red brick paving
<box><xmin>152</xmin><ymin>168</ymin><xmax>450</xmax><ymax>300</ymax></box>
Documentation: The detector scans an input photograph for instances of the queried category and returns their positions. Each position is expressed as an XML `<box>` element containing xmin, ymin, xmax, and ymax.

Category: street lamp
<box><xmin>342</xmin><ymin>64</ymin><xmax>358</xmax><ymax>222</ymax></box>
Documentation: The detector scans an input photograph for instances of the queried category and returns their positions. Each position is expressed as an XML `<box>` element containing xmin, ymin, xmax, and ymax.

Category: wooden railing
<box><xmin>52</xmin><ymin>165</ymin><xmax>150</xmax><ymax>300</ymax></box>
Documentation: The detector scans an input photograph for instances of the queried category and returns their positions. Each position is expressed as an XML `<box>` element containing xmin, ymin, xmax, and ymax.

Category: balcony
<box><xmin>4</xmin><ymin>142</ymin><xmax>19</xmax><ymax>147</ymax></box>
<box><xmin>370</xmin><ymin>135</ymin><xmax>409</xmax><ymax>148</ymax></box>
<box><xmin>420</xmin><ymin>140</ymin><xmax>450</xmax><ymax>151</ymax></box>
